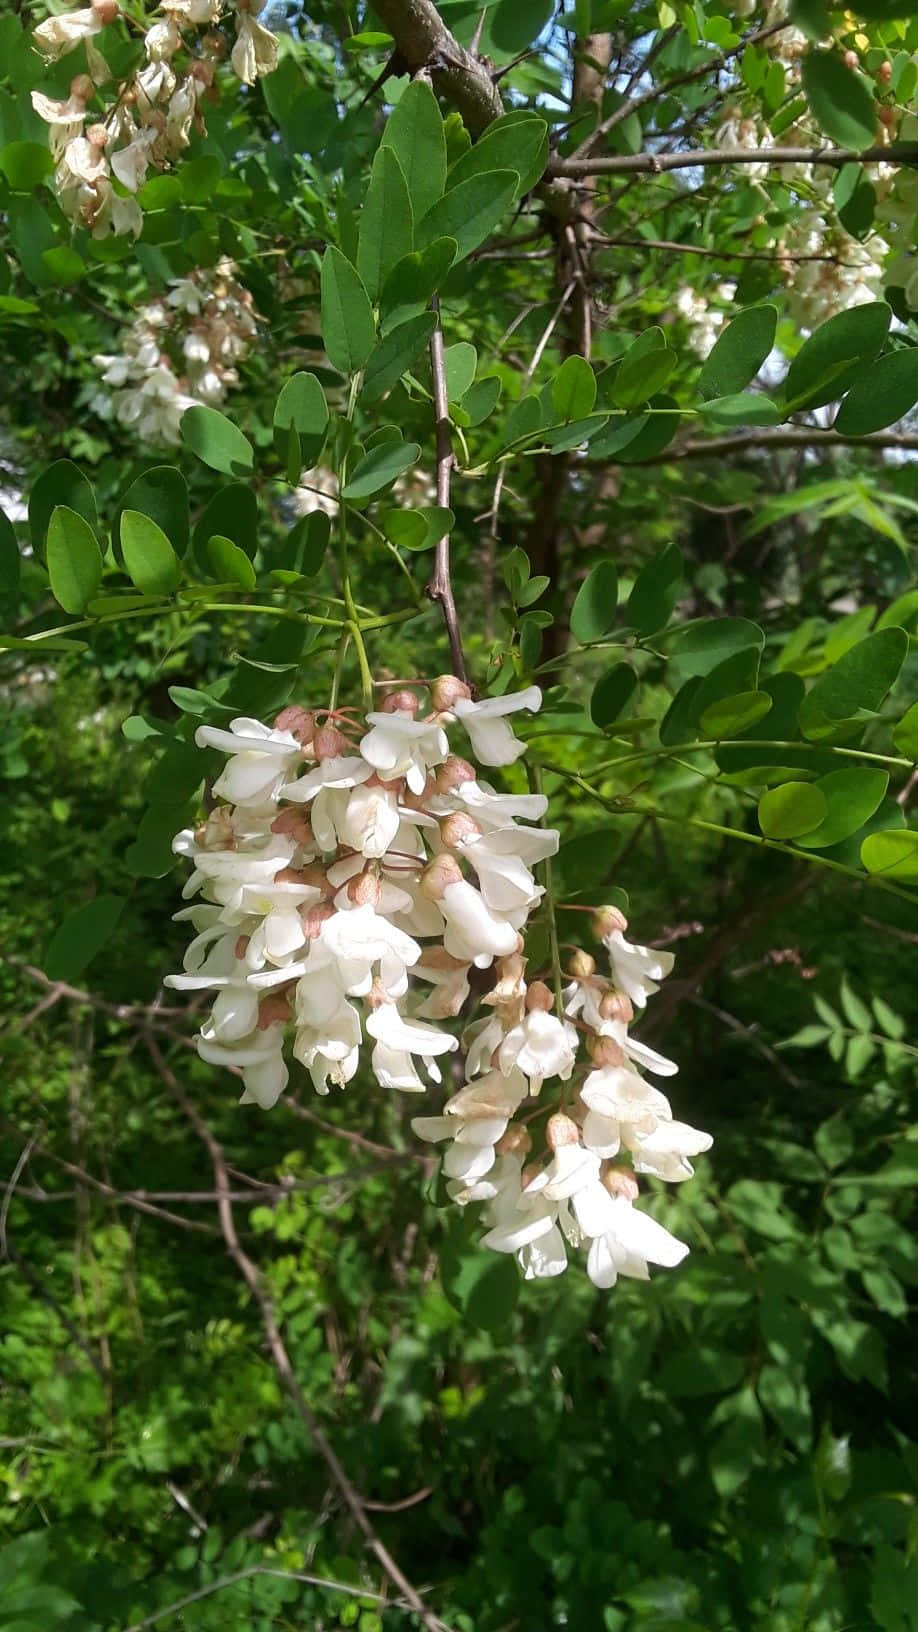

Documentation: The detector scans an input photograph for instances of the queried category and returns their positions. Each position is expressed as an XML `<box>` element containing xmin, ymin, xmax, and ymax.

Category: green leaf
<box><xmin>320</xmin><ymin>247</ymin><xmax>376</xmax><ymax>375</ymax></box>
<box><xmin>207</xmin><ymin>534</ymin><xmax>256</xmax><ymax>590</ymax></box>
<box><xmin>814</xmin><ymin>1114</ymin><xmax>854</xmax><ymax>1170</ymax></box>
<box><xmin>698</xmin><ymin>393</ymin><xmax>781</xmax><ymax>428</ymax></box>
<box><xmin>120</xmin><ymin>509</ymin><xmax>182</xmax><ymax>597</ymax></box>
<box><xmin>362</xmin><ymin>313</ymin><xmax>437</xmax><ymax>403</ymax></box>
<box><xmin>114</xmin><ymin>465</ymin><xmax>189</xmax><ymax>562</ymax></box>
<box><xmin>834</xmin><ymin>349</ymin><xmax>918</xmax><ymax>435</ymax></box>
<box><xmin>590</xmin><ymin>663</ymin><xmax>637</xmax><ymax>728</ymax></box>
<box><xmin>700</xmin><ymin>690</ymin><xmax>772</xmax><ymax>739</ymax></box>
<box><xmin>273</xmin><ymin>371</ymin><xmax>329</xmax><ymax>472</ymax></box>
<box><xmin>672</xmin><ymin>618</ymin><xmax>764</xmax><ymax>678</ymax></box>
<box><xmin>799</xmin><ymin>627</ymin><xmax>908</xmax><ymax>738</ymax></box>
<box><xmin>444</xmin><ymin>342</ymin><xmax>477</xmax><ymax>403</ymax></box>
<box><xmin>839</xmin><ymin>977</ymin><xmax>872</xmax><ymax>1031</ymax></box>
<box><xmin>416</xmin><ymin>170</ymin><xmax>519</xmax><ymax>262</ymax></box>
<box><xmin>459</xmin><ymin>375</ymin><xmax>502</xmax><ymax>426</ymax></box>
<box><xmin>698</xmin><ymin>305</ymin><xmax>777</xmax><ymax>400</ymax></box>
<box><xmin>181</xmin><ymin>406</ymin><xmax>254</xmax><ymax>476</ymax></box>
<box><xmin>46</xmin><ymin>505</ymin><xmax>103</xmax><ymax>614</ymax></box>
<box><xmin>626</xmin><ymin>543</ymin><xmax>683</xmax><ymax>636</ymax></box>
<box><xmin>613</xmin><ymin>338</ymin><xmax>675</xmax><ymax>409</ymax></box>
<box><xmin>860</xmin><ymin>828</ymin><xmax>918</xmax><ymax>881</ymax></box>
<box><xmin>29</xmin><ymin>459</ymin><xmax>96</xmax><ymax>566</ymax></box>
<box><xmin>802</xmin><ymin>49</ymin><xmax>877</xmax><ymax>148</ymax></box>
<box><xmin>783</xmin><ymin>302</ymin><xmax>891</xmax><ymax>412</ymax></box>
<box><xmin>341</xmin><ymin>441</ymin><xmax>421</xmax><ymax>500</ymax></box>
<box><xmin>0</xmin><ymin>140</ymin><xmax>54</xmax><ymax>191</ymax></box>
<box><xmin>382</xmin><ymin>506</ymin><xmax>454</xmax><ymax>550</ymax></box>
<box><xmin>758</xmin><ymin>782</ymin><xmax>828</xmax><ymax>839</ymax></box>
<box><xmin>614</xmin><ymin>393</ymin><xmax>680</xmax><ymax>461</ymax></box>
<box><xmin>41</xmin><ymin>245</ymin><xmax>85</xmax><ymax>285</ymax></box>
<box><xmin>379</xmin><ymin>238</ymin><xmax>458</xmax><ymax>332</ymax></box>
<box><xmin>488</xmin><ymin>0</ymin><xmax>553</xmax><ymax>53</ymax></box>
<box><xmin>447</xmin><ymin>112</ymin><xmax>548</xmax><ymax>197</ymax></box>
<box><xmin>357</xmin><ymin>146</ymin><xmax>414</xmax><ymax>301</ymax></box>
<box><xmin>570</xmin><ymin>561</ymin><xmax>618</xmax><ymax>643</ymax></box>
<box><xmin>277</xmin><ymin>510</ymin><xmax>331</xmax><ymax>576</ymax></box>
<box><xmin>191</xmin><ymin>484</ymin><xmax>258</xmax><ymax>573</ymax></box>
<box><xmin>44</xmin><ymin>895</ymin><xmax>126</xmax><ymax>982</ymax></box>
<box><xmin>893</xmin><ymin>701</ymin><xmax>918</xmax><ymax>760</ymax></box>
<box><xmin>380</xmin><ymin>79</ymin><xmax>446</xmax><ymax>223</ymax></box>
<box><xmin>542</xmin><ymin>415</ymin><xmax>608</xmax><ymax>453</ymax></box>
<box><xmin>552</xmin><ymin>354</ymin><xmax>596</xmax><ymax>422</ymax></box>
<box><xmin>795</xmin><ymin>767</ymin><xmax>888</xmax><ymax>849</ymax></box>
<box><xmin>0</xmin><ymin>505</ymin><xmax>19</xmax><ymax>593</ymax></box>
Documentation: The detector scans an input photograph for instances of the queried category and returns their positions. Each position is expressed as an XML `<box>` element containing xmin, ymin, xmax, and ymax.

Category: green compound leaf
<box><xmin>570</xmin><ymin>561</ymin><xmax>619</xmax><ymax>643</ymax></box>
<box><xmin>46</xmin><ymin>505</ymin><xmax>102</xmax><ymax>614</ymax></box>
<box><xmin>120</xmin><ymin>510</ymin><xmax>182</xmax><ymax>597</ymax></box>
<box><xmin>341</xmin><ymin>441</ymin><xmax>421</xmax><ymax>500</ymax></box>
<box><xmin>44</xmin><ymin>895</ymin><xmax>126</xmax><ymax>982</ymax></box>
<box><xmin>320</xmin><ymin>247</ymin><xmax>376</xmax><ymax>376</ymax></box>
<box><xmin>758</xmin><ymin>782</ymin><xmax>828</xmax><ymax>840</ymax></box>
<box><xmin>834</xmin><ymin>349</ymin><xmax>918</xmax><ymax>436</ymax></box>
<box><xmin>181</xmin><ymin>406</ymin><xmax>254</xmax><ymax>477</ymax></box>
<box><xmin>699</xmin><ymin>305</ymin><xmax>777</xmax><ymax>400</ymax></box>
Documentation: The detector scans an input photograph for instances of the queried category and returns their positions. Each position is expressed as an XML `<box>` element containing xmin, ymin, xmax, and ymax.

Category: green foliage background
<box><xmin>1</xmin><ymin>0</ymin><xmax>917</xmax><ymax>1628</ymax></box>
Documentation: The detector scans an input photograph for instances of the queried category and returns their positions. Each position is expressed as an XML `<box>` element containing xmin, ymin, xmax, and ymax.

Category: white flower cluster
<box><xmin>168</xmin><ymin>679</ymin><xmax>711</xmax><ymax>1291</ymax></box>
<box><xmin>876</xmin><ymin>117</ymin><xmax>918</xmax><ymax>313</ymax></box>
<box><xmin>780</xmin><ymin>215</ymin><xmax>889</xmax><ymax>331</ymax></box>
<box><xmin>674</xmin><ymin>284</ymin><xmax>735</xmax><ymax>357</ymax></box>
<box><xmin>31</xmin><ymin>0</ymin><xmax>278</xmax><ymax>238</ymax></box>
<box><xmin>90</xmin><ymin>258</ymin><xmax>257</xmax><ymax>443</ymax></box>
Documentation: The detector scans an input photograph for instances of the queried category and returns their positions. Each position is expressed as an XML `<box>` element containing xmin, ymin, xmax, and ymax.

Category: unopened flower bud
<box><xmin>421</xmin><ymin>853</ymin><xmax>463</xmax><ymax>900</ymax></box>
<box><xmin>439</xmin><ymin>811</ymin><xmax>482</xmax><ymax>849</ymax></box>
<box><xmin>380</xmin><ymin>688</ymin><xmax>419</xmax><ymax>715</ymax></box>
<box><xmin>878</xmin><ymin>59</ymin><xmax>892</xmax><ymax>83</ymax></box>
<box><xmin>430</xmin><ymin>674</ymin><xmax>472</xmax><ymax>712</ymax></box>
<box><xmin>314</xmin><ymin>723</ymin><xmax>345</xmax><ymax>760</ymax></box>
<box><xmin>843</xmin><ymin>48</ymin><xmax>859</xmax><ymax>68</ymax></box>
<box><xmin>526</xmin><ymin>980</ymin><xmax>554</xmax><ymax>1013</ymax></box>
<box><xmin>599</xmin><ymin>990</ymin><xmax>633</xmax><ymax>1024</ymax></box>
<box><xmin>300</xmin><ymin>902</ymin><xmax>334</xmax><ymax>939</ymax></box>
<box><xmin>257</xmin><ymin>993</ymin><xmax>292</xmax><ymax>1029</ymax></box>
<box><xmin>435</xmin><ymin>755</ymin><xmax>477</xmax><ymax>792</ymax></box>
<box><xmin>593</xmin><ymin>904</ymin><xmax>628</xmax><ymax>938</ymax></box>
<box><xmin>273</xmin><ymin>705</ymin><xmax>314</xmax><ymax>743</ymax></box>
<box><xmin>87</xmin><ymin>122</ymin><xmax>109</xmax><ymax>148</ymax></box>
<box><xmin>590</xmin><ymin>1034</ymin><xmax>626</xmax><ymax>1068</ymax></box>
<box><xmin>271</xmin><ymin>809</ymin><xmax>314</xmax><ymax>846</ymax></box>
<box><xmin>70</xmin><ymin>74</ymin><xmax>94</xmax><ymax>102</ymax></box>
<box><xmin>496</xmin><ymin>1124</ymin><xmax>532</xmax><ymax>1157</ymax></box>
<box><xmin>546</xmin><ymin>1112</ymin><xmax>580</xmax><ymax>1150</ymax></box>
<box><xmin>234</xmin><ymin>935</ymin><xmax>250</xmax><ymax>959</ymax></box>
<box><xmin>601</xmin><ymin>1166</ymin><xmax>640</xmax><ymax>1202</ymax></box>
<box><xmin>91</xmin><ymin>0</ymin><xmax>119</xmax><ymax>21</ymax></box>
<box><xmin>567</xmin><ymin>949</ymin><xmax>596</xmax><ymax>979</ymax></box>
<box><xmin>347</xmin><ymin>871</ymin><xmax>382</xmax><ymax>907</ymax></box>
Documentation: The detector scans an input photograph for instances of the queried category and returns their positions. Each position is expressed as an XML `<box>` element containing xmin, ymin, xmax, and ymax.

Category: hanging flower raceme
<box><xmin>168</xmin><ymin>678</ymin><xmax>711</xmax><ymax>1290</ymax></box>
<box><xmin>31</xmin><ymin>0</ymin><xmax>279</xmax><ymax>238</ymax></box>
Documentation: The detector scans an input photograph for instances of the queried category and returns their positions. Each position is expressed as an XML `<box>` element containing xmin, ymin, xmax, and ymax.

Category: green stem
<box><xmin>337</xmin><ymin>371</ymin><xmax>373</xmax><ymax>711</ymax></box>
<box><xmin>528</xmin><ymin>762</ymin><xmax>565</xmax><ymax>1015</ymax></box>
<box><xmin>330</xmin><ymin>632</ymin><xmax>350</xmax><ymax>712</ymax></box>
<box><xmin>528</xmin><ymin>737</ymin><xmax>913</xmax><ymax>773</ymax></box>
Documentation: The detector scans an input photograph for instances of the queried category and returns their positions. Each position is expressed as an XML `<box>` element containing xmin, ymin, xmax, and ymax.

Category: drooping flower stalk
<box><xmin>168</xmin><ymin>678</ymin><xmax>711</xmax><ymax>1290</ymax></box>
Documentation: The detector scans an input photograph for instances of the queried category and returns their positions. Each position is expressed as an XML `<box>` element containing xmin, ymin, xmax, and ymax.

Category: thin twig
<box><xmin>145</xmin><ymin>1030</ymin><xmax>452</xmax><ymax>1632</ymax></box>
<box><xmin>597</xmin><ymin>234</ymin><xmax>858</xmax><ymax>265</ymax></box>
<box><xmin>551</xmin><ymin>140</ymin><xmax>917</xmax><ymax>178</ymax></box>
<box><xmin>121</xmin><ymin>1564</ymin><xmax>422</xmax><ymax>1632</ymax></box>
<box><xmin>425</xmin><ymin>295</ymin><xmax>468</xmax><ymax>685</ymax></box>
<box><xmin>640</xmin><ymin>428</ymin><xmax>918</xmax><ymax>461</ymax></box>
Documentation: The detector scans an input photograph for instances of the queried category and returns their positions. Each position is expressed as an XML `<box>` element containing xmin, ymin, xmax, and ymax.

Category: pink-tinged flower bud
<box><xmin>590</xmin><ymin>1034</ymin><xmax>626</xmax><ymax>1068</ymax></box>
<box><xmin>421</xmin><ymin>853</ymin><xmax>463</xmax><ymax>900</ymax></box>
<box><xmin>430</xmin><ymin>674</ymin><xmax>472</xmax><ymax>712</ymax></box>
<box><xmin>234</xmin><ymin>935</ymin><xmax>250</xmax><ymax>959</ymax></box>
<box><xmin>843</xmin><ymin>48</ymin><xmax>859</xmax><ymax>68</ymax></box>
<box><xmin>593</xmin><ymin>904</ymin><xmax>628</xmax><ymax>938</ymax></box>
<box><xmin>435</xmin><ymin>755</ymin><xmax>477</xmax><ymax>792</ymax></box>
<box><xmin>275</xmin><ymin>866</ymin><xmax>310</xmax><ymax>884</ymax></box>
<box><xmin>496</xmin><ymin>1124</ymin><xmax>532</xmax><ymax>1157</ymax></box>
<box><xmin>347</xmin><ymin>871</ymin><xmax>382</xmax><ymax>907</ymax></box>
<box><xmin>526</xmin><ymin>980</ymin><xmax>554</xmax><ymax>1013</ymax></box>
<box><xmin>878</xmin><ymin>59</ymin><xmax>892</xmax><ymax>83</ymax></box>
<box><xmin>273</xmin><ymin>705</ymin><xmax>314</xmax><ymax>743</ymax></box>
<box><xmin>380</xmin><ymin>688</ymin><xmax>419</xmax><ymax>715</ymax></box>
<box><xmin>271</xmin><ymin>810</ymin><xmax>314</xmax><ymax>846</ymax></box>
<box><xmin>601</xmin><ymin>1166</ymin><xmax>640</xmax><ymax>1202</ymax></box>
<box><xmin>92</xmin><ymin>0</ymin><xmax>119</xmax><ymax>22</ymax></box>
<box><xmin>70</xmin><ymin>74</ymin><xmax>94</xmax><ymax>102</ymax></box>
<box><xmin>521</xmin><ymin>1162</ymin><xmax>542</xmax><ymax>1190</ymax></box>
<box><xmin>300</xmin><ymin>902</ymin><xmax>334</xmax><ymax>939</ymax></box>
<box><xmin>87</xmin><ymin>123</ymin><xmax>109</xmax><ymax>148</ymax></box>
<box><xmin>599</xmin><ymin>990</ymin><xmax>633</xmax><ymax>1024</ymax></box>
<box><xmin>546</xmin><ymin>1112</ymin><xmax>580</xmax><ymax>1150</ymax></box>
<box><xmin>567</xmin><ymin>949</ymin><xmax>596</xmax><ymax>979</ymax></box>
<box><xmin>258</xmin><ymin>993</ymin><xmax>292</xmax><ymax>1029</ymax></box>
<box><xmin>439</xmin><ymin>811</ymin><xmax>482</xmax><ymax>848</ymax></box>
<box><xmin>314</xmin><ymin>723</ymin><xmax>345</xmax><ymax>760</ymax></box>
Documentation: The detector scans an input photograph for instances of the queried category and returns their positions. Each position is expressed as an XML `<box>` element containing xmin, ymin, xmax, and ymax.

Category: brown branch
<box><xmin>425</xmin><ymin>295</ymin><xmax>468</xmax><ymax>685</ymax></box>
<box><xmin>122</xmin><ymin>1564</ymin><xmax>422</xmax><ymax>1632</ymax></box>
<box><xmin>640</xmin><ymin>428</ymin><xmax>918</xmax><ymax>461</ymax></box>
<box><xmin>551</xmin><ymin>141</ymin><xmax>918</xmax><ymax>178</ymax></box>
<box><xmin>597</xmin><ymin>234</ymin><xmax>859</xmax><ymax>265</ymax></box>
<box><xmin>370</xmin><ymin>0</ymin><xmax>503</xmax><ymax>135</ymax></box>
<box><xmin>145</xmin><ymin>1030</ymin><xmax>451</xmax><ymax>1632</ymax></box>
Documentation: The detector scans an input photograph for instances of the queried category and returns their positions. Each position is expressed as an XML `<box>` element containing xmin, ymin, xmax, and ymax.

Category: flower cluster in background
<box><xmin>89</xmin><ymin>258</ymin><xmax>257</xmax><ymax>443</ymax></box>
<box><xmin>31</xmin><ymin>0</ymin><xmax>278</xmax><ymax>238</ymax></box>
<box><xmin>168</xmin><ymin>680</ymin><xmax>711</xmax><ymax>1290</ymax></box>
